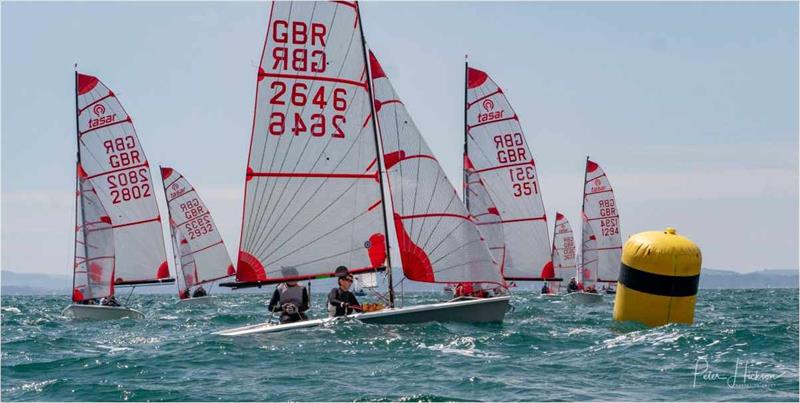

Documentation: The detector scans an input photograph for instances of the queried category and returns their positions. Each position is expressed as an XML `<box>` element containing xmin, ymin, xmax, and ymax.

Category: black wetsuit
<box><xmin>567</xmin><ymin>282</ymin><xmax>578</xmax><ymax>293</ymax></box>
<box><xmin>327</xmin><ymin>288</ymin><xmax>360</xmax><ymax>317</ymax></box>
<box><xmin>192</xmin><ymin>287</ymin><xmax>207</xmax><ymax>298</ymax></box>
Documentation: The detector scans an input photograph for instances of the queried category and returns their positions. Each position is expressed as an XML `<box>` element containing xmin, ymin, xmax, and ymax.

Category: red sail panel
<box><xmin>465</xmin><ymin>66</ymin><xmax>551</xmax><ymax>280</ymax></box>
<box><xmin>583</xmin><ymin>159</ymin><xmax>622</xmax><ymax>282</ymax></box>
<box><xmin>371</xmin><ymin>51</ymin><xmax>502</xmax><ymax>285</ymax></box>
<box><xmin>162</xmin><ymin>167</ymin><xmax>234</xmax><ymax>288</ymax></box>
<box><xmin>75</xmin><ymin>73</ymin><xmax>168</xmax><ymax>284</ymax></box>
<box><xmin>237</xmin><ymin>1</ymin><xmax>387</xmax><ymax>282</ymax></box>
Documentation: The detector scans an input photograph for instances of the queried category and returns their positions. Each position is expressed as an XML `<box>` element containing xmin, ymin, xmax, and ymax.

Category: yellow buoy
<box><xmin>613</xmin><ymin>227</ymin><xmax>702</xmax><ymax>327</ymax></box>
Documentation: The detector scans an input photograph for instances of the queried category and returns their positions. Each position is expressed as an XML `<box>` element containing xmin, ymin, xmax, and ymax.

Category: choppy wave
<box><xmin>1</xmin><ymin>290</ymin><xmax>798</xmax><ymax>401</ymax></box>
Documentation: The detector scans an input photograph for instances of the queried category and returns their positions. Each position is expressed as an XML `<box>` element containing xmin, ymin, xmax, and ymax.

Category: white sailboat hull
<box><xmin>62</xmin><ymin>304</ymin><xmax>145</xmax><ymax>320</ymax></box>
<box><xmin>176</xmin><ymin>296</ymin><xmax>217</xmax><ymax>306</ymax></box>
<box><xmin>213</xmin><ymin>296</ymin><xmax>510</xmax><ymax>336</ymax></box>
<box><xmin>565</xmin><ymin>292</ymin><xmax>604</xmax><ymax>304</ymax></box>
<box><xmin>541</xmin><ymin>293</ymin><xmax>562</xmax><ymax>298</ymax></box>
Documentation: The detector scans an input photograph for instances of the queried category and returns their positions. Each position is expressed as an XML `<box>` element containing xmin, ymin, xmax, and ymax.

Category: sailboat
<box><xmin>160</xmin><ymin>167</ymin><xmax>235</xmax><ymax>305</ymax></box>
<box><xmin>581</xmin><ymin>157</ymin><xmax>622</xmax><ymax>294</ymax></box>
<box><xmin>567</xmin><ymin>157</ymin><xmax>621</xmax><ymax>303</ymax></box>
<box><xmin>544</xmin><ymin>212</ymin><xmax>576</xmax><ymax>296</ymax></box>
<box><xmin>215</xmin><ymin>1</ymin><xmax>508</xmax><ymax>336</ymax></box>
<box><xmin>463</xmin><ymin>63</ymin><xmax>555</xmax><ymax>285</ymax></box>
<box><xmin>63</xmin><ymin>72</ymin><xmax>173</xmax><ymax>320</ymax></box>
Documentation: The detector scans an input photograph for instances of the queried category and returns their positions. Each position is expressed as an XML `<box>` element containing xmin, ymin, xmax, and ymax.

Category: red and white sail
<box><xmin>464</xmin><ymin>167</ymin><xmax>506</xmax><ymax>268</ymax></box>
<box><xmin>75</xmin><ymin>73</ymin><xmax>169</xmax><ymax>285</ymax></box>
<box><xmin>464</xmin><ymin>66</ymin><xmax>551</xmax><ymax>281</ymax></box>
<box><xmin>582</xmin><ymin>159</ymin><xmax>622</xmax><ymax>282</ymax></box>
<box><xmin>72</xmin><ymin>172</ymin><xmax>115</xmax><ymax>302</ymax></box>
<box><xmin>161</xmin><ymin>167</ymin><xmax>234</xmax><ymax>290</ymax></box>
<box><xmin>371</xmin><ymin>52</ymin><xmax>502</xmax><ymax>285</ymax></box>
<box><xmin>550</xmin><ymin>212</ymin><xmax>576</xmax><ymax>290</ymax></box>
<box><xmin>580</xmin><ymin>214</ymin><xmax>598</xmax><ymax>287</ymax></box>
<box><xmin>236</xmin><ymin>1</ymin><xmax>387</xmax><ymax>283</ymax></box>
<box><xmin>171</xmin><ymin>226</ymin><xmax>198</xmax><ymax>296</ymax></box>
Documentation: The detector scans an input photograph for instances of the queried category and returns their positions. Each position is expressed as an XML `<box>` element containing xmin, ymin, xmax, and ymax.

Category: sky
<box><xmin>2</xmin><ymin>1</ymin><xmax>798</xmax><ymax>277</ymax></box>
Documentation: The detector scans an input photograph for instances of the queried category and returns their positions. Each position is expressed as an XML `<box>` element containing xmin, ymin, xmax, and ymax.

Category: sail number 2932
<box><xmin>267</xmin><ymin>82</ymin><xmax>347</xmax><ymax>138</ymax></box>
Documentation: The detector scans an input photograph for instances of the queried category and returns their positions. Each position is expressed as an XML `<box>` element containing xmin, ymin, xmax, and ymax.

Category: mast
<box><xmin>581</xmin><ymin>155</ymin><xmax>589</xmax><ymax>281</ymax></box>
<box><xmin>72</xmin><ymin>67</ymin><xmax>81</xmax><ymax>299</ymax></box>
<box><xmin>357</xmin><ymin>2</ymin><xmax>394</xmax><ymax>307</ymax></box>
<box><xmin>160</xmin><ymin>164</ymin><xmax>181</xmax><ymax>293</ymax></box>
<box><xmin>463</xmin><ymin>57</ymin><xmax>469</xmax><ymax>211</ymax></box>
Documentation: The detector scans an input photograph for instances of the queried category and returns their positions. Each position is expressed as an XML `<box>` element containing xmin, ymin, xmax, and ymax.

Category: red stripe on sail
<box><xmin>79</xmin><ymin>116</ymin><xmax>131</xmax><ymax>137</ymax></box>
<box><xmin>585</xmin><ymin>173</ymin><xmax>608</xmax><ymax>183</ymax></box>
<box><xmin>466</xmin><ymin>89</ymin><xmax>502</xmax><ymax>108</ymax></box>
<box><xmin>587</xmin><ymin>215</ymin><xmax>619</xmax><ymax>221</ymax></box>
<box><xmin>78</xmin><ymin>92</ymin><xmax>114</xmax><ymax>114</ymax></box>
<box><xmin>174</xmin><ymin>211</ymin><xmax>211</xmax><ymax>227</ymax></box>
<box><xmin>467</xmin><ymin>115</ymin><xmax>518</xmax><ymax>130</ymax></box>
<box><xmin>185</xmin><ymin>240</ymin><xmax>224</xmax><ymax>257</ymax></box>
<box><xmin>367</xmin><ymin>199</ymin><xmax>382</xmax><ymax>212</ymax></box>
<box><xmin>364</xmin><ymin>157</ymin><xmax>377</xmax><ymax>172</ymax></box>
<box><xmin>374</xmin><ymin>99</ymin><xmax>403</xmax><ymax>112</ymax></box>
<box><xmin>585</xmin><ymin>246</ymin><xmax>623</xmax><ymax>251</ymax></box>
<box><xmin>85</xmin><ymin>162</ymin><xmax>148</xmax><ymax>180</ymax></box>
<box><xmin>369</xmin><ymin>51</ymin><xmax>387</xmax><ymax>79</ymax></box>
<box><xmin>399</xmin><ymin>212</ymin><xmax>472</xmax><ymax>221</ymax></box>
<box><xmin>259</xmin><ymin>72</ymin><xmax>366</xmax><ymax>89</ymax></box>
<box><xmin>472</xmin><ymin>160</ymin><xmax>534</xmax><ymax>174</ymax></box>
<box><xmin>112</xmin><ymin>216</ymin><xmax>160</xmax><ymax>229</ymax></box>
<box><xmin>248</xmin><ymin>171</ymin><xmax>377</xmax><ymax>180</ymax></box>
<box><xmin>383</xmin><ymin>150</ymin><xmax>437</xmax><ymax>170</ymax></box>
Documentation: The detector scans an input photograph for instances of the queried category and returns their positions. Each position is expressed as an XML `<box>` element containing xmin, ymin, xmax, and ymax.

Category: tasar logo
<box><xmin>477</xmin><ymin>98</ymin><xmax>504</xmax><ymax>123</ymax></box>
<box><xmin>591</xmin><ymin>177</ymin><xmax>606</xmax><ymax>193</ymax></box>
<box><xmin>93</xmin><ymin>104</ymin><xmax>106</xmax><ymax>116</ymax></box>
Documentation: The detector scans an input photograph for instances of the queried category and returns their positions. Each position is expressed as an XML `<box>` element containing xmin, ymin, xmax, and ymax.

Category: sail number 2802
<box><xmin>267</xmin><ymin>82</ymin><xmax>347</xmax><ymax>138</ymax></box>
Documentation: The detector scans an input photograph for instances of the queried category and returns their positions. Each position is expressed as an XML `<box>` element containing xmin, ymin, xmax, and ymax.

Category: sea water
<box><xmin>1</xmin><ymin>289</ymin><xmax>798</xmax><ymax>401</ymax></box>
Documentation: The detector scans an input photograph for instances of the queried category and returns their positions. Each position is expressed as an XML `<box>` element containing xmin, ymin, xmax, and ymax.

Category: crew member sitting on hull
<box><xmin>192</xmin><ymin>286</ymin><xmax>207</xmax><ymax>298</ymax></box>
<box><xmin>454</xmin><ymin>282</ymin><xmax>490</xmax><ymax>298</ymax></box>
<box><xmin>267</xmin><ymin>267</ymin><xmax>310</xmax><ymax>324</ymax></box>
<box><xmin>566</xmin><ymin>278</ymin><xmax>579</xmax><ymax>293</ymax></box>
<box><xmin>327</xmin><ymin>266</ymin><xmax>361</xmax><ymax>317</ymax></box>
<box><xmin>179</xmin><ymin>288</ymin><xmax>191</xmax><ymax>300</ymax></box>
<box><xmin>100</xmin><ymin>296</ymin><xmax>120</xmax><ymax>307</ymax></box>
<box><xmin>541</xmin><ymin>282</ymin><xmax>551</xmax><ymax>295</ymax></box>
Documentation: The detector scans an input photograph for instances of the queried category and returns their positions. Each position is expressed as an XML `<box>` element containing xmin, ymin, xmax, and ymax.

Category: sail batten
<box><xmin>464</xmin><ymin>66</ymin><xmax>551</xmax><ymax>280</ymax></box>
<box><xmin>234</xmin><ymin>1</ymin><xmax>388</xmax><ymax>285</ymax></box>
<box><xmin>75</xmin><ymin>72</ymin><xmax>169</xmax><ymax>285</ymax></box>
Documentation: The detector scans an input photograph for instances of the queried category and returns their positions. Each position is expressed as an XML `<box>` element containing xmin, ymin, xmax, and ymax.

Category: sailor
<box><xmin>179</xmin><ymin>288</ymin><xmax>191</xmax><ymax>300</ymax></box>
<box><xmin>327</xmin><ymin>266</ymin><xmax>361</xmax><ymax>317</ymax></box>
<box><xmin>566</xmin><ymin>277</ymin><xmax>579</xmax><ymax>293</ymax></box>
<box><xmin>192</xmin><ymin>286</ymin><xmax>207</xmax><ymax>298</ymax></box>
<box><xmin>541</xmin><ymin>282</ymin><xmax>550</xmax><ymax>295</ymax></box>
<box><xmin>100</xmin><ymin>296</ymin><xmax>120</xmax><ymax>307</ymax></box>
<box><xmin>267</xmin><ymin>267</ymin><xmax>310</xmax><ymax>324</ymax></box>
<box><xmin>454</xmin><ymin>282</ymin><xmax>474</xmax><ymax>298</ymax></box>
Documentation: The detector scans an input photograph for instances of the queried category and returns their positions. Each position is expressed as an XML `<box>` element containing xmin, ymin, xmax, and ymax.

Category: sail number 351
<box><xmin>268</xmin><ymin>82</ymin><xmax>347</xmax><ymax>138</ymax></box>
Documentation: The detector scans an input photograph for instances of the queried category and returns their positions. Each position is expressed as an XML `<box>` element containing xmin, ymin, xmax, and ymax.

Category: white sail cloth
<box><xmin>237</xmin><ymin>1</ymin><xmax>387</xmax><ymax>283</ymax></box>
<box><xmin>371</xmin><ymin>52</ymin><xmax>502</xmax><ymax>285</ymax></box>
<box><xmin>582</xmin><ymin>159</ymin><xmax>622</xmax><ymax>282</ymax></box>
<box><xmin>76</xmin><ymin>73</ymin><xmax>169</xmax><ymax>285</ymax></box>
<box><xmin>465</xmin><ymin>67</ymin><xmax>551</xmax><ymax>280</ymax></box>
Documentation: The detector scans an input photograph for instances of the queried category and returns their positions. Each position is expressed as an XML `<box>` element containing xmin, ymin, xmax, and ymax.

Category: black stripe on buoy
<box><xmin>618</xmin><ymin>263</ymin><xmax>699</xmax><ymax>297</ymax></box>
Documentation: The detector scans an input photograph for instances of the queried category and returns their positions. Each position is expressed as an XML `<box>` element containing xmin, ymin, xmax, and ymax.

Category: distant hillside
<box><xmin>1</xmin><ymin>267</ymin><xmax>797</xmax><ymax>295</ymax></box>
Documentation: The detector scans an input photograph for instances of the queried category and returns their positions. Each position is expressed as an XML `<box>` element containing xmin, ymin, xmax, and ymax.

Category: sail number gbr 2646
<box><xmin>267</xmin><ymin>82</ymin><xmax>347</xmax><ymax>138</ymax></box>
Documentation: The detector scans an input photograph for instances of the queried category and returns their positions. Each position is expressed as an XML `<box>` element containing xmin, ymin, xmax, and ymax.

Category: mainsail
<box><xmin>161</xmin><ymin>167</ymin><xmax>235</xmax><ymax>292</ymax></box>
<box><xmin>464</xmin><ymin>65</ymin><xmax>551</xmax><ymax>281</ymax></box>
<box><xmin>72</xmin><ymin>171</ymin><xmax>115</xmax><ymax>302</ymax></box>
<box><xmin>582</xmin><ymin>158</ymin><xmax>622</xmax><ymax>283</ymax></box>
<box><xmin>235</xmin><ymin>1</ymin><xmax>388</xmax><ymax>285</ymax></box>
<box><xmin>579</xmin><ymin>214</ymin><xmax>598</xmax><ymax>287</ymax></box>
<box><xmin>550</xmin><ymin>212</ymin><xmax>576</xmax><ymax>291</ymax></box>
<box><xmin>370</xmin><ymin>52</ymin><xmax>502</xmax><ymax>285</ymax></box>
<box><xmin>75</xmin><ymin>73</ymin><xmax>170</xmax><ymax>285</ymax></box>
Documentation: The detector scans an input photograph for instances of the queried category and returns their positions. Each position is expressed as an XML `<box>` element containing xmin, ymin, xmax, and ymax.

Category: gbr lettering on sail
<box><xmin>266</xmin><ymin>20</ymin><xmax>347</xmax><ymax>139</ymax></box>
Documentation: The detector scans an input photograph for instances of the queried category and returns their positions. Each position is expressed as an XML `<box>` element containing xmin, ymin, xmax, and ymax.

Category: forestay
<box><xmin>237</xmin><ymin>1</ymin><xmax>387</xmax><ymax>283</ymax></box>
<box><xmin>464</xmin><ymin>66</ymin><xmax>551</xmax><ymax>280</ymax></box>
<box><xmin>580</xmin><ymin>214</ymin><xmax>598</xmax><ymax>287</ymax></box>
<box><xmin>582</xmin><ymin>159</ymin><xmax>622</xmax><ymax>282</ymax></box>
<box><xmin>75</xmin><ymin>73</ymin><xmax>169</xmax><ymax>285</ymax></box>
<box><xmin>370</xmin><ymin>52</ymin><xmax>502</xmax><ymax>285</ymax></box>
<box><xmin>550</xmin><ymin>212</ymin><xmax>576</xmax><ymax>290</ymax></box>
<box><xmin>161</xmin><ymin>167</ymin><xmax>234</xmax><ymax>288</ymax></box>
<box><xmin>72</xmin><ymin>173</ymin><xmax>115</xmax><ymax>302</ymax></box>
